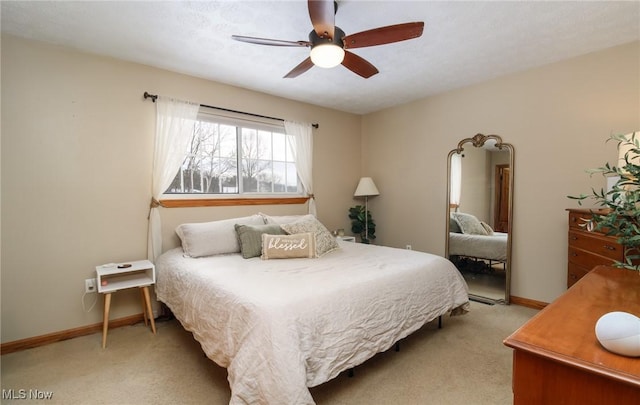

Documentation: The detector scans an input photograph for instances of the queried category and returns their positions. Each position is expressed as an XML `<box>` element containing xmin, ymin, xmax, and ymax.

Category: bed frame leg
<box><xmin>348</xmin><ymin>368</ymin><xmax>354</xmax><ymax>378</ymax></box>
<box><xmin>438</xmin><ymin>315</ymin><xmax>442</xmax><ymax>329</ymax></box>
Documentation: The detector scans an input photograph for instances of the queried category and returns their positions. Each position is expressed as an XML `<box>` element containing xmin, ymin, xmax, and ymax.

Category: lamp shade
<box><xmin>354</xmin><ymin>177</ymin><xmax>380</xmax><ymax>197</ymax></box>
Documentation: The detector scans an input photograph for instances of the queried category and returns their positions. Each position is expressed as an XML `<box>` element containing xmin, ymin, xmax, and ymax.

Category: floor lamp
<box><xmin>354</xmin><ymin>177</ymin><xmax>380</xmax><ymax>241</ymax></box>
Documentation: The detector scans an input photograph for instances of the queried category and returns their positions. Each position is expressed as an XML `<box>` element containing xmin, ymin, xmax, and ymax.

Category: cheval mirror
<box><xmin>445</xmin><ymin>134</ymin><xmax>514</xmax><ymax>304</ymax></box>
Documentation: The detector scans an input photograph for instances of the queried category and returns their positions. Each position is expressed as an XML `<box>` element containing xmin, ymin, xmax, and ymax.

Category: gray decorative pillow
<box><xmin>449</xmin><ymin>215</ymin><xmax>462</xmax><ymax>233</ymax></box>
<box><xmin>451</xmin><ymin>212</ymin><xmax>488</xmax><ymax>236</ymax></box>
<box><xmin>280</xmin><ymin>215</ymin><xmax>340</xmax><ymax>257</ymax></box>
<box><xmin>235</xmin><ymin>223</ymin><xmax>285</xmax><ymax>259</ymax></box>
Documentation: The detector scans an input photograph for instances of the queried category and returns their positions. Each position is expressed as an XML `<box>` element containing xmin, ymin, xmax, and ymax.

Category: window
<box><xmin>165</xmin><ymin>110</ymin><xmax>300</xmax><ymax>196</ymax></box>
<box><xmin>450</xmin><ymin>152</ymin><xmax>462</xmax><ymax>207</ymax></box>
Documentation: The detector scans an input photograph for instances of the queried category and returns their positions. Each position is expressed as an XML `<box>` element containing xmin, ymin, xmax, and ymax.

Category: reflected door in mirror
<box><xmin>494</xmin><ymin>165</ymin><xmax>510</xmax><ymax>233</ymax></box>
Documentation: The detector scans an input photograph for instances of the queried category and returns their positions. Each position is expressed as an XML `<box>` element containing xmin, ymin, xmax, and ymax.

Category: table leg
<box><xmin>102</xmin><ymin>293</ymin><xmax>111</xmax><ymax>349</ymax></box>
<box><xmin>141</xmin><ymin>286</ymin><xmax>156</xmax><ymax>334</ymax></box>
<box><xmin>140</xmin><ymin>289</ymin><xmax>148</xmax><ymax>326</ymax></box>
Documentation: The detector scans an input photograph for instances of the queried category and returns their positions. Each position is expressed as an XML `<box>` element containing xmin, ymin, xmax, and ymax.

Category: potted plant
<box><xmin>568</xmin><ymin>132</ymin><xmax>640</xmax><ymax>271</ymax></box>
<box><xmin>348</xmin><ymin>205</ymin><xmax>376</xmax><ymax>244</ymax></box>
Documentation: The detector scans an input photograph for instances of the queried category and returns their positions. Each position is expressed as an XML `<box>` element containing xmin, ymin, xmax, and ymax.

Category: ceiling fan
<box><xmin>231</xmin><ymin>0</ymin><xmax>424</xmax><ymax>79</ymax></box>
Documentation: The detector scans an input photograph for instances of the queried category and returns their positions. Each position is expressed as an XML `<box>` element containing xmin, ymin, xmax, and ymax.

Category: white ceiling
<box><xmin>2</xmin><ymin>1</ymin><xmax>639</xmax><ymax>115</ymax></box>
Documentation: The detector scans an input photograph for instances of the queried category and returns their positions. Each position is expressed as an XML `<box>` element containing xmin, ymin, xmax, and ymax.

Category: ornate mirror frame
<box><xmin>445</xmin><ymin>133</ymin><xmax>514</xmax><ymax>304</ymax></box>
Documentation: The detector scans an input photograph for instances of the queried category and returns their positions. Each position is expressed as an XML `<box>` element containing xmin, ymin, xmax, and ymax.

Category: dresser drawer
<box><xmin>567</xmin><ymin>262</ymin><xmax>591</xmax><ymax>287</ymax></box>
<box><xmin>568</xmin><ymin>230</ymin><xmax>623</xmax><ymax>261</ymax></box>
<box><xmin>568</xmin><ymin>209</ymin><xmax>612</xmax><ymax>233</ymax></box>
<box><xmin>568</xmin><ymin>246</ymin><xmax>618</xmax><ymax>270</ymax></box>
<box><xmin>568</xmin><ymin>211</ymin><xmax>591</xmax><ymax>230</ymax></box>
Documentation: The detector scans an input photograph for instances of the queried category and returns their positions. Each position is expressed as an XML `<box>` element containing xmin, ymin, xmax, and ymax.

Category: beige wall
<box><xmin>1</xmin><ymin>35</ymin><xmax>361</xmax><ymax>343</ymax></box>
<box><xmin>2</xmin><ymin>34</ymin><xmax>639</xmax><ymax>344</ymax></box>
<box><xmin>362</xmin><ymin>41</ymin><xmax>640</xmax><ymax>304</ymax></box>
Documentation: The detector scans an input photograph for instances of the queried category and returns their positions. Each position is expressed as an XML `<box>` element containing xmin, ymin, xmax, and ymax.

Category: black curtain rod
<box><xmin>143</xmin><ymin>92</ymin><xmax>318</xmax><ymax>129</ymax></box>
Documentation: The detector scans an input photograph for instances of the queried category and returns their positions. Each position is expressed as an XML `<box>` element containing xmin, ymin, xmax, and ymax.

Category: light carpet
<box><xmin>1</xmin><ymin>302</ymin><xmax>538</xmax><ymax>404</ymax></box>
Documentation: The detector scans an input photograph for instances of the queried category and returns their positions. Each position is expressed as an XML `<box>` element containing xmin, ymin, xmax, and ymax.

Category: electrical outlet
<box><xmin>85</xmin><ymin>278</ymin><xmax>97</xmax><ymax>293</ymax></box>
<box><xmin>405</xmin><ymin>244</ymin><xmax>412</xmax><ymax>250</ymax></box>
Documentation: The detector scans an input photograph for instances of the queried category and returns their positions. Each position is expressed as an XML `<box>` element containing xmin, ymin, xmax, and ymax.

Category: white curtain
<box><xmin>450</xmin><ymin>153</ymin><xmax>462</xmax><ymax>208</ymax></box>
<box><xmin>148</xmin><ymin>96</ymin><xmax>200</xmax><ymax>261</ymax></box>
<box><xmin>284</xmin><ymin>121</ymin><xmax>315</xmax><ymax>216</ymax></box>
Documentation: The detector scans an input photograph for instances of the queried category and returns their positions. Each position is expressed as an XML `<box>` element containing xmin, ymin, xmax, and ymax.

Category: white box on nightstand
<box><xmin>96</xmin><ymin>260</ymin><xmax>155</xmax><ymax>293</ymax></box>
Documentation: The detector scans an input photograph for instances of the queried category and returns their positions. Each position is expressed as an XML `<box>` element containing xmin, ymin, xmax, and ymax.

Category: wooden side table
<box><xmin>504</xmin><ymin>266</ymin><xmax>640</xmax><ymax>404</ymax></box>
<box><xmin>96</xmin><ymin>260</ymin><xmax>156</xmax><ymax>348</ymax></box>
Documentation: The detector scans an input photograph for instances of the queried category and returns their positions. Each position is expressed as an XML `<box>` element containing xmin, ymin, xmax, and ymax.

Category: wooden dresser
<box><xmin>504</xmin><ymin>266</ymin><xmax>640</xmax><ymax>405</ymax></box>
<box><xmin>567</xmin><ymin>208</ymin><xmax>624</xmax><ymax>287</ymax></box>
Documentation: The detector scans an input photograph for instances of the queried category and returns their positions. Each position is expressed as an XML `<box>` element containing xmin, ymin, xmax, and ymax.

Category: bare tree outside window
<box><xmin>165</xmin><ymin>115</ymin><xmax>299</xmax><ymax>195</ymax></box>
<box><xmin>241</xmin><ymin>128</ymin><xmax>271</xmax><ymax>192</ymax></box>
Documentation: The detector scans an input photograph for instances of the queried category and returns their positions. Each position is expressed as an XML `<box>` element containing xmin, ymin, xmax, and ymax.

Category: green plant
<box><xmin>348</xmin><ymin>205</ymin><xmax>376</xmax><ymax>244</ymax></box>
<box><xmin>568</xmin><ymin>132</ymin><xmax>640</xmax><ymax>271</ymax></box>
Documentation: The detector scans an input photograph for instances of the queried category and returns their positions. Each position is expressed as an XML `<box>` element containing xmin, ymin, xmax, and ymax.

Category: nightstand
<box><xmin>337</xmin><ymin>236</ymin><xmax>356</xmax><ymax>243</ymax></box>
<box><xmin>96</xmin><ymin>260</ymin><xmax>156</xmax><ymax>348</ymax></box>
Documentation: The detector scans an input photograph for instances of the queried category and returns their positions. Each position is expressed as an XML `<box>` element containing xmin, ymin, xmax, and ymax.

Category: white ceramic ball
<box><xmin>595</xmin><ymin>311</ymin><xmax>640</xmax><ymax>357</ymax></box>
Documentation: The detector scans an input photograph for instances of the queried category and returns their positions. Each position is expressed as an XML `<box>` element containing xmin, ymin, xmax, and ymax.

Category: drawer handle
<box><xmin>570</xmin><ymin>236</ymin><xmax>578</xmax><ymax>240</ymax></box>
<box><xmin>571</xmin><ymin>252</ymin><xmax>578</xmax><ymax>257</ymax></box>
<box><xmin>604</xmin><ymin>245</ymin><xmax>616</xmax><ymax>251</ymax></box>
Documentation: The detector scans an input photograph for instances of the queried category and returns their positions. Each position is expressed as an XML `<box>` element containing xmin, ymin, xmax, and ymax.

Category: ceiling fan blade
<box><xmin>308</xmin><ymin>0</ymin><xmax>335</xmax><ymax>39</ymax></box>
<box><xmin>343</xmin><ymin>22</ymin><xmax>424</xmax><ymax>49</ymax></box>
<box><xmin>232</xmin><ymin>35</ymin><xmax>310</xmax><ymax>47</ymax></box>
<box><xmin>284</xmin><ymin>57</ymin><xmax>315</xmax><ymax>78</ymax></box>
<box><xmin>341</xmin><ymin>51</ymin><xmax>378</xmax><ymax>79</ymax></box>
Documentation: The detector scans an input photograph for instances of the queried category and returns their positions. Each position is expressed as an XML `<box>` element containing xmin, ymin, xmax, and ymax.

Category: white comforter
<box><xmin>448</xmin><ymin>232</ymin><xmax>508</xmax><ymax>262</ymax></box>
<box><xmin>156</xmin><ymin>241</ymin><xmax>469</xmax><ymax>405</ymax></box>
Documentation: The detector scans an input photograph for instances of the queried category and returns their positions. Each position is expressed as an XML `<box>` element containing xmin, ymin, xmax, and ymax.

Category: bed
<box><xmin>155</xmin><ymin>214</ymin><xmax>469</xmax><ymax>405</ymax></box>
<box><xmin>448</xmin><ymin>231</ymin><xmax>508</xmax><ymax>263</ymax></box>
<box><xmin>448</xmin><ymin>212</ymin><xmax>508</xmax><ymax>265</ymax></box>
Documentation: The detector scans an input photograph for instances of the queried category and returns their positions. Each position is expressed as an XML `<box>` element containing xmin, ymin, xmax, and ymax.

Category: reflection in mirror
<box><xmin>446</xmin><ymin>134</ymin><xmax>514</xmax><ymax>304</ymax></box>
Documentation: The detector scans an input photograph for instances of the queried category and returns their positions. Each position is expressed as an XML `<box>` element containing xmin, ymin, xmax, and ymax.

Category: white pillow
<box><xmin>259</xmin><ymin>212</ymin><xmax>305</xmax><ymax>225</ymax></box>
<box><xmin>176</xmin><ymin>215</ymin><xmax>264</xmax><ymax>258</ymax></box>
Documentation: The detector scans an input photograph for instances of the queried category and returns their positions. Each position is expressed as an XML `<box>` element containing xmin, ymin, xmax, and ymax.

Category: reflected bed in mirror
<box><xmin>446</xmin><ymin>134</ymin><xmax>514</xmax><ymax>304</ymax></box>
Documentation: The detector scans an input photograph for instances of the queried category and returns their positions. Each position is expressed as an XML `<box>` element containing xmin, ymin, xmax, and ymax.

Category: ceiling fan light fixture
<box><xmin>310</xmin><ymin>43</ymin><xmax>345</xmax><ymax>68</ymax></box>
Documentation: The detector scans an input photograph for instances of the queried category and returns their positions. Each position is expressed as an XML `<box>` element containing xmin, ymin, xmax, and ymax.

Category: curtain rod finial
<box><xmin>143</xmin><ymin>92</ymin><xmax>158</xmax><ymax>103</ymax></box>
